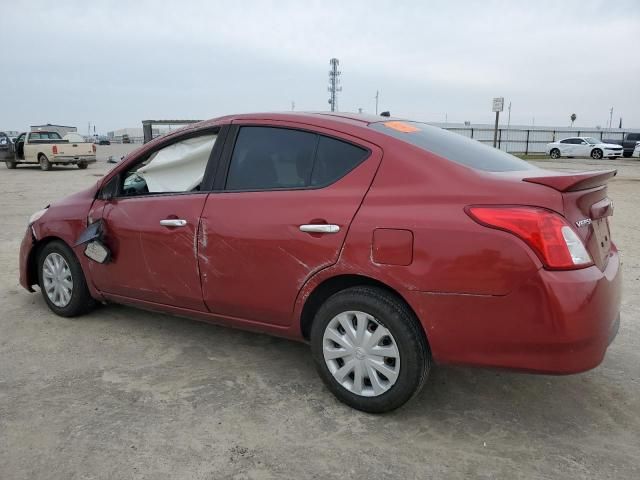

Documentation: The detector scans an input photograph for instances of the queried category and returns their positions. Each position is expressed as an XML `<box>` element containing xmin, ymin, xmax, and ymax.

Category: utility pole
<box><xmin>327</xmin><ymin>58</ymin><xmax>342</xmax><ymax>112</ymax></box>
<box><xmin>375</xmin><ymin>90</ymin><xmax>379</xmax><ymax>115</ymax></box>
<box><xmin>608</xmin><ymin>107</ymin><xmax>614</xmax><ymax>129</ymax></box>
<box><xmin>291</xmin><ymin>101</ymin><xmax>295</xmax><ymax>111</ymax></box>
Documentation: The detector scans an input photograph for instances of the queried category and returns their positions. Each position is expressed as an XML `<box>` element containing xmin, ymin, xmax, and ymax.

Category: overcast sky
<box><xmin>1</xmin><ymin>0</ymin><xmax>638</xmax><ymax>133</ymax></box>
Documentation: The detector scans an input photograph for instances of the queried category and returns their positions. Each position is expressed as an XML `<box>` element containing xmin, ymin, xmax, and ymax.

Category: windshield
<box><xmin>584</xmin><ymin>137</ymin><xmax>600</xmax><ymax>145</ymax></box>
<box><xmin>369</xmin><ymin>121</ymin><xmax>535</xmax><ymax>172</ymax></box>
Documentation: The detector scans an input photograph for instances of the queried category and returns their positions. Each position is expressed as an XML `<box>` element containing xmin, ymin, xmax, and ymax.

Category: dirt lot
<box><xmin>1</xmin><ymin>158</ymin><xmax>639</xmax><ymax>479</ymax></box>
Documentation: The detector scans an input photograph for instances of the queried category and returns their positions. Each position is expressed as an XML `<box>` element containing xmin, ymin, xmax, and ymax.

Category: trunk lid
<box><xmin>523</xmin><ymin>169</ymin><xmax>616</xmax><ymax>270</ymax></box>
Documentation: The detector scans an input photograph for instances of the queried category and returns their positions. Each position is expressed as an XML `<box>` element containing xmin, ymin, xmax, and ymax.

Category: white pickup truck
<box><xmin>4</xmin><ymin>131</ymin><xmax>96</xmax><ymax>170</ymax></box>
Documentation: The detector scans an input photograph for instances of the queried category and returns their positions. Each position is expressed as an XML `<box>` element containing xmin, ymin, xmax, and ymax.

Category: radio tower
<box><xmin>327</xmin><ymin>58</ymin><xmax>342</xmax><ymax>112</ymax></box>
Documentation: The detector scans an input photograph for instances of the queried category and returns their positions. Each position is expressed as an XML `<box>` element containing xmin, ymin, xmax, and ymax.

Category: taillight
<box><xmin>92</xmin><ymin>144</ymin><xmax>96</xmax><ymax>153</ymax></box>
<box><xmin>466</xmin><ymin>206</ymin><xmax>593</xmax><ymax>270</ymax></box>
<box><xmin>52</xmin><ymin>145</ymin><xmax>58</xmax><ymax>154</ymax></box>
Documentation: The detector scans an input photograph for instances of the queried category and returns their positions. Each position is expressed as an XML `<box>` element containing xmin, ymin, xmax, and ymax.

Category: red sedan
<box><xmin>19</xmin><ymin>113</ymin><xmax>621</xmax><ymax>412</ymax></box>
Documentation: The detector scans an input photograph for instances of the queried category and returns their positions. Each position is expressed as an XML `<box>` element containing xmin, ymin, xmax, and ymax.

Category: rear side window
<box><xmin>628</xmin><ymin>134</ymin><xmax>640</xmax><ymax>141</ymax></box>
<box><xmin>370</xmin><ymin>122</ymin><xmax>535</xmax><ymax>172</ymax></box>
<box><xmin>311</xmin><ymin>136</ymin><xmax>369</xmax><ymax>186</ymax></box>
<box><xmin>226</xmin><ymin>126</ymin><xmax>369</xmax><ymax>191</ymax></box>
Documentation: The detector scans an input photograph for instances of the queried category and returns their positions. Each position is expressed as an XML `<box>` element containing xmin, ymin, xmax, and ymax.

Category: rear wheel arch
<box><xmin>299</xmin><ymin>274</ymin><xmax>428</xmax><ymax>347</ymax></box>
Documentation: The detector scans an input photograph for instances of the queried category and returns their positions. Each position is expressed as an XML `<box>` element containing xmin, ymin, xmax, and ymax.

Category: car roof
<box><xmin>196</xmin><ymin>111</ymin><xmax>405</xmax><ymax>130</ymax></box>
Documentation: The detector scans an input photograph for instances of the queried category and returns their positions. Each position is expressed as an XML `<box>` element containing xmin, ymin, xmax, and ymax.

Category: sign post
<box><xmin>492</xmin><ymin>97</ymin><xmax>504</xmax><ymax>148</ymax></box>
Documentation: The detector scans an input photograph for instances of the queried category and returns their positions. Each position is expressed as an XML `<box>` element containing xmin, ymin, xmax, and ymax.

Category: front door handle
<box><xmin>160</xmin><ymin>219</ymin><xmax>187</xmax><ymax>227</ymax></box>
<box><xmin>299</xmin><ymin>224</ymin><xmax>340</xmax><ymax>234</ymax></box>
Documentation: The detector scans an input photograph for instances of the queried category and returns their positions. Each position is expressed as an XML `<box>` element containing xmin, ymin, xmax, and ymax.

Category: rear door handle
<box><xmin>299</xmin><ymin>224</ymin><xmax>340</xmax><ymax>234</ymax></box>
<box><xmin>160</xmin><ymin>219</ymin><xmax>187</xmax><ymax>227</ymax></box>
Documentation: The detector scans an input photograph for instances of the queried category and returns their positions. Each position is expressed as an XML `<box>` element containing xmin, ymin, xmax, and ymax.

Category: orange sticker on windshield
<box><xmin>383</xmin><ymin>121</ymin><xmax>420</xmax><ymax>133</ymax></box>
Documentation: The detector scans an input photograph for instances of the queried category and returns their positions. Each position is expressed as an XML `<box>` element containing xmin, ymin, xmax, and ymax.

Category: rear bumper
<box><xmin>407</xmin><ymin>249</ymin><xmax>622</xmax><ymax>374</ymax></box>
<box><xmin>51</xmin><ymin>155</ymin><xmax>96</xmax><ymax>164</ymax></box>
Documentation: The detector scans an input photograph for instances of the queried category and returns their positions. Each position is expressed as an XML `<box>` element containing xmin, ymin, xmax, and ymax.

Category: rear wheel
<box><xmin>5</xmin><ymin>160</ymin><xmax>16</xmax><ymax>169</ymax></box>
<box><xmin>39</xmin><ymin>154</ymin><xmax>51</xmax><ymax>171</ymax></box>
<box><xmin>310</xmin><ymin>286</ymin><xmax>430</xmax><ymax>413</ymax></box>
<box><xmin>550</xmin><ymin>148</ymin><xmax>561</xmax><ymax>159</ymax></box>
<box><xmin>37</xmin><ymin>240</ymin><xmax>96</xmax><ymax>317</ymax></box>
<box><xmin>78</xmin><ymin>161</ymin><xmax>88</xmax><ymax>169</ymax></box>
<box><xmin>591</xmin><ymin>148</ymin><xmax>603</xmax><ymax>160</ymax></box>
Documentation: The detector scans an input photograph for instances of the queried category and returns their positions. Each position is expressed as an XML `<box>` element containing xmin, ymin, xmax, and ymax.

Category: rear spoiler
<box><xmin>523</xmin><ymin>169</ymin><xmax>616</xmax><ymax>192</ymax></box>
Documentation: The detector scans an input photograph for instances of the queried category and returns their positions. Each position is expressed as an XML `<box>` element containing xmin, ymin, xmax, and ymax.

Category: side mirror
<box><xmin>99</xmin><ymin>175</ymin><xmax>119</xmax><ymax>201</ymax></box>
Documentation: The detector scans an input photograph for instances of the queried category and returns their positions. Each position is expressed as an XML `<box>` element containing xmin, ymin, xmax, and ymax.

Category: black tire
<box><xmin>550</xmin><ymin>148</ymin><xmax>561</xmax><ymax>159</ymax></box>
<box><xmin>39</xmin><ymin>154</ymin><xmax>51</xmax><ymax>171</ymax></box>
<box><xmin>591</xmin><ymin>148</ymin><xmax>603</xmax><ymax>160</ymax></box>
<box><xmin>5</xmin><ymin>160</ymin><xmax>16</xmax><ymax>169</ymax></box>
<box><xmin>310</xmin><ymin>286</ymin><xmax>430</xmax><ymax>413</ymax></box>
<box><xmin>623</xmin><ymin>152</ymin><xmax>632</xmax><ymax>158</ymax></box>
<box><xmin>78</xmin><ymin>162</ymin><xmax>88</xmax><ymax>169</ymax></box>
<box><xmin>37</xmin><ymin>240</ymin><xmax>96</xmax><ymax>317</ymax></box>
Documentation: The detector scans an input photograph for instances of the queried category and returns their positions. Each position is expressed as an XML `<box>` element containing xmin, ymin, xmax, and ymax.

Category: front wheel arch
<box><xmin>26</xmin><ymin>236</ymin><xmax>68</xmax><ymax>288</ymax></box>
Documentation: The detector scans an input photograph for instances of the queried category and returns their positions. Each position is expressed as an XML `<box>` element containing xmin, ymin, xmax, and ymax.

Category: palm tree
<box><xmin>570</xmin><ymin>113</ymin><xmax>577</xmax><ymax>127</ymax></box>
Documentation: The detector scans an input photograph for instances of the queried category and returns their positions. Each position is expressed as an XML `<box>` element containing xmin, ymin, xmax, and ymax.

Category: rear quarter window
<box><xmin>370</xmin><ymin>122</ymin><xmax>535</xmax><ymax>172</ymax></box>
<box><xmin>311</xmin><ymin>136</ymin><xmax>369</xmax><ymax>186</ymax></box>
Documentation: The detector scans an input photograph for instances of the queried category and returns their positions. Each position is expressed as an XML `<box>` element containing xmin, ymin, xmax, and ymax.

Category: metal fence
<box><xmin>440</xmin><ymin>127</ymin><xmax>638</xmax><ymax>154</ymax></box>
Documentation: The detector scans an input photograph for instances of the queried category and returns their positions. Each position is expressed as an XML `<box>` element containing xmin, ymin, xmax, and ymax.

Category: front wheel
<box><xmin>550</xmin><ymin>148</ymin><xmax>561</xmax><ymax>159</ymax></box>
<box><xmin>310</xmin><ymin>286</ymin><xmax>430</xmax><ymax>413</ymax></box>
<box><xmin>591</xmin><ymin>148</ymin><xmax>603</xmax><ymax>160</ymax></box>
<box><xmin>39</xmin><ymin>154</ymin><xmax>51</xmax><ymax>171</ymax></box>
<box><xmin>37</xmin><ymin>240</ymin><xmax>96</xmax><ymax>317</ymax></box>
<box><xmin>5</xmin><ymin>160</ymin><xmax>16</xmax><ymax>169</ymax></box>
<box><xmin>78</xmin><ymin>161</ymin><xmax>88</xmax><ymax>169</ymax></box>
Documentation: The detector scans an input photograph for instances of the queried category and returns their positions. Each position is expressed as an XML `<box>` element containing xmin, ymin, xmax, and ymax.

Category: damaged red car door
<box><xmin>88</xmin><ymin>132</ymin><xmax>219</xmax><ymax>311</ymax></box>
<box><xmin>90</xmin><ymin>195</ymin><xmax>208</xmax><ymax>310</ymax></box>
<box><xmin>198</xmin><ymin>122</ymin><xmax>382</xmax><ymax>326</ymax></box>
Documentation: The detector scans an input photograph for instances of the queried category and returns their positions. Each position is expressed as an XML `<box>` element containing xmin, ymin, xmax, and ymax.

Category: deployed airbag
<box><xmin>138</xmin><ymin>134</ymin><xmax>216</xmax><ymax>192</ymax></box>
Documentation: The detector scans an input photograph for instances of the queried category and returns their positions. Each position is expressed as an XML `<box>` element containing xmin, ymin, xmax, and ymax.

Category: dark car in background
<box><xmin>603</xmin><ymin>133</ymin><xmax>640</xmax><ymax>157</ymax></box>
<box><xmin>0</xmin><ymin>132</ymin><xmax>12</xmax><ymax>161</ymax></box>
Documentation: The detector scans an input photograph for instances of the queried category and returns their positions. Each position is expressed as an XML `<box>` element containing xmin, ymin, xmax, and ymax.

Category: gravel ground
<box><xmin>1</xmin><ymin>158</ymin><xmax>639</xmax><ymax>479</ymax></box>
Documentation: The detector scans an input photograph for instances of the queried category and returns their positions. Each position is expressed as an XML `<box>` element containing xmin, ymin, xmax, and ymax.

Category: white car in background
<box><xmin>633</xmin><ymin>142</ymin><xmax>640</xmax><ymax>158</ymax></box>
<box><xmin>546</xmin><ymin>137</ymin><xmax>624</xmax><ymax>160</ymax></box>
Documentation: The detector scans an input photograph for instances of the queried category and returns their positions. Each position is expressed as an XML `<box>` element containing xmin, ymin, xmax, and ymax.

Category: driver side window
<box><xmin>121</xmin><ymin>133</ymin><xmax>217</xmax><ymax>197</ymax></box>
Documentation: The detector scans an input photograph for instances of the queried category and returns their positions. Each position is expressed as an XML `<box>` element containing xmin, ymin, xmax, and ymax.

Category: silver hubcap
<box><xmin>322</xmin><ymin>311</ymin><xmax>400</xmax><ymax>397</ymax></box>
<box><xmin>42</xmin><ymin>253</ymin><xmax>73</xmax><ymax>308</ymax></box>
